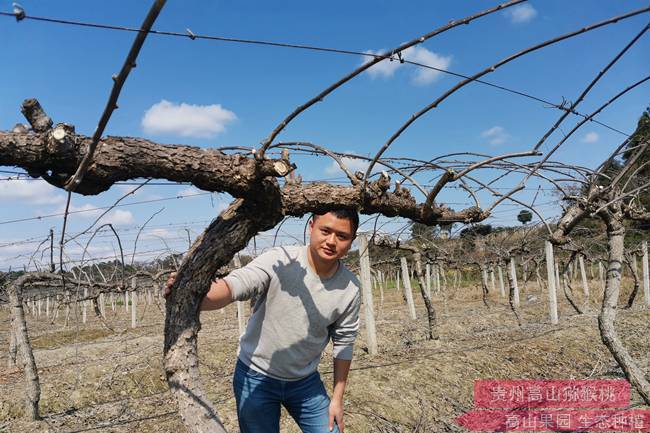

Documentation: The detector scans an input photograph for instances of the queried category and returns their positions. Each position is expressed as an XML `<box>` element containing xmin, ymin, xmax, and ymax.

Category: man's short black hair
<box><xmin>312</xmin><ymin>209</ymin><xmax>359</xmax><ymax>234</ymax></box>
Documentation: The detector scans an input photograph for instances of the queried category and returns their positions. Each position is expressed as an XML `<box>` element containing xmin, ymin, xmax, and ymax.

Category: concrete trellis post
<box><xmin>99</xmin><ymin>293</ymin><xmax>106</xmax><ymax>318</ymax></box>
<box><xmin>82</xmin><ymin>287</ymin><xmax>88</xmax><ymax>324</ymax></box>
<box><xmin>434</xmin><ymin>264</ymin><xmax>441</xmax><ymax>293</ymax></box>
<box><xmin>131</xmin><ymin>277</ymin><xmax>137</xmax><ymax>329</ymax></box>
<box><xmin>509</xmin><ymin>257</ymin><xmax>520</xmax><ymax>307</ymax></box>
<box><xmin>400</xmin><ymin>257</ymin><xmax>417</xmax><ymax>320</ymax></box>
<box><xmin>545</xmin><ymin>241</ymin><xmax>559</xmax><ymax>325</ymax></box>
<box><xmin>234</xmin><ymin>254</ymin><xmax>247</xmax><ymax>335</ymax></box>
<box><xmin>489</xmin><ymin>267</ymin><xmax>496</xmax><ymax>296</ymax></box>
<box><xmin>124</xmin><ymin>291</ymin><xmax>129</xmax><ymax>313</ymax></box>
<box><xmin>396</xmin><ymin>269</ymin><xmax>401</xmax><ymax>293</ymax></box>
<box><xmin>440</xmin><ymin>264</ymin><xmax>447</xmax><ymax>290</ymax></box>
<box><xmin>643</xmin><ymin>241</ymin><xmax>650</xmax><ymax>306</ymax></box>
<box><xmin>578</xmin><ymin>255</ymin><xmax>589</xmax><ymax>300</ymax></box>
<box><xmin>555</xmin><ymin>261</ymin><xmax>561</xmax><ymax>296</ymax></box>
<box><xmin>598</xmin><ymin>261</ymin><xmax>605</xmax><ymax>293</ymax></box>
<box><xmin>45</xmin><ymin>296</ymin><xmax>49</xmax><ymax>318</ymax></box>
<box><xmin>358</xmin><ymin>234</ymin><xmax>378</xmax><ymax>355</ymax></box>
<box><xmin>481</xmin><ymin>268</ymin><xmax>489</xmax><ymax>293</ymax></box>
<box><xmin>497</xmin><ymin>266</ymin><xmax>505</xmax><ymax>298</ymax></box>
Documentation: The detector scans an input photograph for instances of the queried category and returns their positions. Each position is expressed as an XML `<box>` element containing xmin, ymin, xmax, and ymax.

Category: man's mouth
<box><xmin>322</xmin><ymin>248</ymin><xmax>336</xmax><ymax>256</ymax></box>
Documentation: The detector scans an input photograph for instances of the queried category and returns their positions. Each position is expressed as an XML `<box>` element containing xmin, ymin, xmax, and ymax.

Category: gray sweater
<box><xmin>223</xmin><ymin>245</ymin><xmax>361</xmax><ymax>380</ymax></box>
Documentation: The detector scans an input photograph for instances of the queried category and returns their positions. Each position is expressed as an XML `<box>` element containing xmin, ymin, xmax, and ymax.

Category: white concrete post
<box><xmin>641</xmin><ymin>241</ymin><xmax>650</xmax><ymax>305</ymax></box>
<box><xmin>400</xmin><ymin>257</ymin><xmax>417</xmax><ymax>320</ymax></box>
<box><xmin>358</xmin><ymin>234</ymin><xmax>378</xmax><ymax>355</ymax></box>
<box><xmin>497</xmin><ymin>266</ymin><xmax>505</xmax><ymax>298</ymax></box>
<box><xmin>99</xmin><ymin>293</ymin><xmax>106</xmax><ymax>318</ymax></box>
<box><xmin>396</xmin><ymin>269</ymin><xmax>401</xmax><ymax>292</ymax></box>
<box><xmin>46</xmin><ymin>296</ymin><xmax>50</xmax><ymax>318</ymax></box>
<box><xmin>82</xmin><ymin>287</ymin><xmax>88</xmax><ymax>323</ymax></box>
<box><xmin>598</xmin><ymin>261</ymin><xmax>605</xmax><ymax>293</ymax></box>
<box><xmin>578</xmin><ymin>255</ymin><xmax>589</xmax><ymax>300</ymax></box>
<box><xmin>434</xmin><ymin>264</ymin><xmax>441</xmax><ymax>293</ymax></box>
<box><xmin>131</xmin><ymin>277</ymin><xmax>137</xmax><ymax>329</ymax></box>
<box><xmin>509</xmin><ymin>257</ymin><xmax>520</xmax><ymax>307</ymax></box>
<box><xmin>545</xmin><ymin>241</ymin><xmax>559</xmax><ymax>325</ymax></box>
<box><xmin>489</xmin><ymin>267</ymin><xmax>496</xmax><ymax>296</ymax></box>
<box><xmin>125</xmin><ymin>291</ymin><xmax>129</xmax><ymax>313</ymax></box>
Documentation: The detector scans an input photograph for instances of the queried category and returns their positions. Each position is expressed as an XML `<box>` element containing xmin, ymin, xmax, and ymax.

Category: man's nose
<box><xmin>326</xmin><ymin>233</ymin><xmax>337</xmax><ymax>244</ymax></box>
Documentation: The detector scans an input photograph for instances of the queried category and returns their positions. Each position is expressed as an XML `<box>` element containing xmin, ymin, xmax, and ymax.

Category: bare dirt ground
<box><xmin>2</xmin><ymin>278</ymin><xmax>649</xmax><ymax>432</ymax></box>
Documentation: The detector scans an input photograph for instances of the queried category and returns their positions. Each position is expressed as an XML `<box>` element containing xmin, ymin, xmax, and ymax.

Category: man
<box><xmin>166</xmin><ymin>209</ymin><xmax>361</xmax><ymax>433</ymax></box>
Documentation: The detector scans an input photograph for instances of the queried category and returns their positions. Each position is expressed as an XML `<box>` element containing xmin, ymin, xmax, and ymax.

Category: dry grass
<box><xmin>1</xmin><ymin>278</ymin><xmax>648</xmax><ymax>432</ymax></box>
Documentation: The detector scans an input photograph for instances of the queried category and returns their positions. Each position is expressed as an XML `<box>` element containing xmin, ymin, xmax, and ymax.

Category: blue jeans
<box><xmin>233</xmin><ymin>359</ymin><xmax>339</xmax><ymax>433</ymax></box>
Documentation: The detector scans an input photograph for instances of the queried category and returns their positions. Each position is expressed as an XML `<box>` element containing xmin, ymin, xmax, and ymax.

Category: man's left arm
<box><xmin>329</xmin><ymin>357</ymin><xmax>352</xmax><ymax>432</ymax></box>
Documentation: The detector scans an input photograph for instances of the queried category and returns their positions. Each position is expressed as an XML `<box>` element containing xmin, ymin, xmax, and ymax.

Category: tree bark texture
<box><xmin>480</xmin><ymin>265</ymin><xmax>490</xmax><ymax>309</ymax></box>
<box><xmin>623</xmin><ymin>253</ymin><xmax>641</xmax><ymax>309</ymax></box>
<box><xmin>506</xmin><ymin>259</ymin><xmax>522</xmax><ymax>327</ymax></box>
<box><xmin>7</xmin><ymin>278</ymin><xmax>41</xmax><ymax>420</ymax></box>
<box><xmin>598</xmin><ymin>212</ymin><xmax>650</xmax><ymax>405</ymax></box>
<box><xmin>641</xmin><ymin>241</ymin><xmax>650</xmax><ymax>305</ymax></box>
<box><xmin>413</xmin><ymin>253</ymin><xmax>439</xmax><ymax>340</ymax></box>
<box><xmin>0</xmin><ymin>128</ymin><xmax>487</xmax><ymax>226</ymax></box>
<box><xmin>163</xmin><ymin>195</ymin><xmax>283</xmax><ymax>433</ymax></box>
<box><xmin>8</xmin><ymin>318</ymin><xmax>18</xmax><ymax>368</ymax></box>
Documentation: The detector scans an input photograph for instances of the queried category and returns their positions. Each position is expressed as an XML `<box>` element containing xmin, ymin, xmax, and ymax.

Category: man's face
<box><xmin>309</xmin><ymin>213</ymin><xmax>355</xmax><ymax>263</ymax></box>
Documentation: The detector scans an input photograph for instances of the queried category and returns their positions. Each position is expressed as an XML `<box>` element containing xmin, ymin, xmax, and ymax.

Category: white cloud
<box><xmin>142</xmin><ymin>100</ymin><xmax>237</xmax><ymax>138</ymax></box>
<box><xmin>143</xmin><ymin>228</ymin><xmax>173</xmax><ymax>240</ymax></box>
<box><xmin>60</xmin><ymin>204</ymin><xmax>133</xmax><ymax>226</ymax></box>
<box><xmin>481</xmin><ymin>126</ymin><xmax>510</xmax><ymax>145</ymax></box>
<box><xmin>362</xmin><ymin>47</ymin><xmax>451</xmax><ymax>85</ymax></box>
<box><xmin>178</xmin><ymin>187</ymin><xmax>201</xmax><ymax>197</ymax></box>
<box><xmin>64</xmin><ymin>203</ymin><xmax>102</xmax><ymax>217</ymax></box>
<box><xmin>504</xmin><ymin>4</ymin><xmax>538</xmax><ymax>24</ymax></box>
<box><xmin>325</xmin><ymin>152</ymin><xmax>370</xmax><ymax>177</ymax></box>
<box><xmin>363</xmin><ymin>49</ymin><xmax>402</xmax><ymax>79</ymax></box>
<box><xmin>403</xmin><ymin>47</ymin><xmax>452</xmax><ymax>85</ymax></box>
<box><xmin>101</xmin><ymin>210</ymin><xmax>134</xmax><ymax>226</ymax></box>
<box><xmin>581</xmin><ymin>132</ymin><xmax>599</xmax><ymax>144</ymax></box>
<box><xmin>0</xmin><ymin>180</ymin><xmax>65</xmax><ymax>205</ymax></box>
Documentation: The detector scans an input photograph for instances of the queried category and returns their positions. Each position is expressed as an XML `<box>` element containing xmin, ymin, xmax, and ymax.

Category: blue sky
<box><xmin>1</xmin><ymin>1</ymin><xmax>649</xmax><ymax>270</ymax></box>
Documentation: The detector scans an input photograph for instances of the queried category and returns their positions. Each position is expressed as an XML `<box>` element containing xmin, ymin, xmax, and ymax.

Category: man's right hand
<box><xmin>163</xmin><ymin>272</ymin><xmax>177</xmax><ymax>299</ymax></box>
